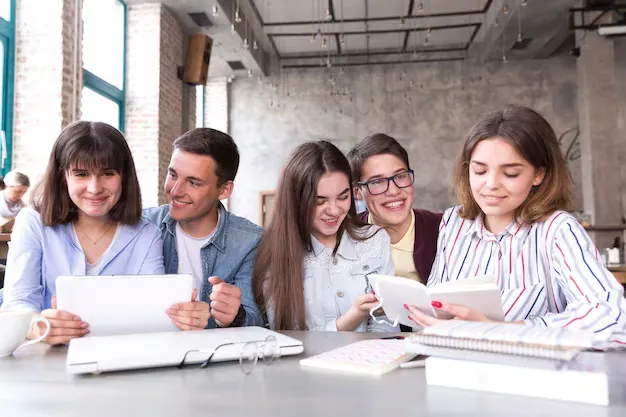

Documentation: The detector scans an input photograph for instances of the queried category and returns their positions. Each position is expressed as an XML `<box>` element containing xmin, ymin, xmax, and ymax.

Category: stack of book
<box><xmin>406</xmin><ymin>320</ymin><xmax>611</xmax><ymax>405</ymax></box>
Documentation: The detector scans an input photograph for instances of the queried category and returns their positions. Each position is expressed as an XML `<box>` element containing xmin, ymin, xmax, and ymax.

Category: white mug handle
<box><xmin>14</xmin><ymin>316</ymin><xmax>51</xmax><ymax>352</ymax></box>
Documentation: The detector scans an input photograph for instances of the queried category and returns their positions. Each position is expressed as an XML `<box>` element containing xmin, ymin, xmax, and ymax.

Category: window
<box><xmin>196</xmin><ymin>85</ymin><xmax>204</xmax><ymax>128</ymax></box>
<box><xmin>0</xmin><ymin>0</ymin><xmax>14</xmax><ymax>175</ymax></box>
<box><xmin>81</xmin><ymin>0</ymin><xmax>125</xmax><ymax>131</ymax></box>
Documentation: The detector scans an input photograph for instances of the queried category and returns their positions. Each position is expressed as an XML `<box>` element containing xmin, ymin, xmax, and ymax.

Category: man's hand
<box><xmin>167</xmin><ymin>289</ymin><xmax>211</xmax><ymax>331</ymax></box>
<box><xmin>208</xmin><ymin>276</ymin><xmax>242</xmax><ymax>327</ymax></box>
<box><xmin>35</xmin><ymin>296</ymin><xmax>89</xmax><ymax>345</ymax></box>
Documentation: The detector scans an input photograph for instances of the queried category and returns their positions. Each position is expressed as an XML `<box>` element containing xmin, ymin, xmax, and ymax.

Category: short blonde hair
<box><xmin>454</xmin><ymin>105</ymin><xmax>572</xmax><ymax>224</ymax></box>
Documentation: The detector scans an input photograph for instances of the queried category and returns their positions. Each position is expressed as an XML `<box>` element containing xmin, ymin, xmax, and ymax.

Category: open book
<box><xmin>369</xmin><ymin>274</ymin><xmax>504</xmax><ymax>329</ymax></box>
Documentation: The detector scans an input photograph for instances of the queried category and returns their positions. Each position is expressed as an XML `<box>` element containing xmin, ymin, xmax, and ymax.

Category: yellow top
<box><xmin>369</xmin><ymin>210</ymin><xmax>420</xmax><ymax>282</ymax></box>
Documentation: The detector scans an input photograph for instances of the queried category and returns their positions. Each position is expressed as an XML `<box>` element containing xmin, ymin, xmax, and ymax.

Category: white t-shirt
<box><xmin>175</xmin><ymin>220</ymin><xmax>219</xmax><ymax>294</ymax></box>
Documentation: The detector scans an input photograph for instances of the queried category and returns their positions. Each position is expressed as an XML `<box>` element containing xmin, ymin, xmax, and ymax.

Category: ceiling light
<box><xmin>253</xmin><ymin>40</ymin><xmax>259</xmax><ymax>50</ymax></box>
<box><xmin>212</xmin><ymin>5</ymin><xmax>219</xmax><ymax>17</ymax></box>
<box><xmin>234</xmin><ymin>10</ymin><xmax>242</xmax><ymax>23</ymax></box>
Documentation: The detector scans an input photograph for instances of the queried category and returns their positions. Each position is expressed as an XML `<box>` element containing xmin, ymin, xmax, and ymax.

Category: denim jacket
<box><xmin>142</xmin><ymin>203</ymin><xmax>263</xmax><ymax>328</ymax></box>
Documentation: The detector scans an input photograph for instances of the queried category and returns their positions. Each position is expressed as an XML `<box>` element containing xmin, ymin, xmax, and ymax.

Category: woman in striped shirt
<box><xmin>406</xmin><ymin>105</ymin><xmax>626</xmax><ymax>345</ymax></box>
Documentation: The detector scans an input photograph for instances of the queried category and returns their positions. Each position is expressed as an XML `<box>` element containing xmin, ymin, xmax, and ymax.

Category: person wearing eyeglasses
<box><xmin>347</xmin><ymin>134</ymin><xmax>442</xmax><ymax>287</ymax></box>
<box><xmin>253</xmin><ymin>141</ymin><xmax>397</xmax><ymax>332</ymax></box>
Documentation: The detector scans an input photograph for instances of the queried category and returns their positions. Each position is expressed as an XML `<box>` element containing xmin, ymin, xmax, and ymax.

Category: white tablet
<box><xmin>56</xmin><ymin>274</ymin><xmax>193</xmax><ymax>337</ymax></box>
<box><xmin>67</xmin><ymin>327</ymin><xmax>305</xmax><ymax>375</ymax></box>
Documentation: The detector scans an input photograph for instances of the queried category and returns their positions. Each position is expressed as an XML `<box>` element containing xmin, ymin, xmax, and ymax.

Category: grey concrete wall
<box><xmin>229</xmin><ymin>57</ymin><xmax>580</xmax><ymax>225</ymax></box>
<box><xmin>615</xmin><ymin>38</ymin><xmax>626</xmax><ymax>222</ymax></box>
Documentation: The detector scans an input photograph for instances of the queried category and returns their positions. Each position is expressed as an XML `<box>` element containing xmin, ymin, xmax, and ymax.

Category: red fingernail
<box><xmin>408</xmin><ymin>315</ymin><xmax>414</xmax><ymax>321</ymax></box>
<box><xmin>431</xmin><ymin>301</ymin><xmax>442</xmax><ymax>308</ymax></box>
<box><xmin>372</xmin><ymin>290</ymin><xmax>376</xmax><ymax>295</ymax></box>
<box><xmin>403</xmin><ymin>304</ymin><xmax>409</xmax><ymax>310</ymax></box>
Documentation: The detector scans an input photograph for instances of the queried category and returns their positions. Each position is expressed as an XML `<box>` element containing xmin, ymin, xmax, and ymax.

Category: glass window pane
<box><xmin>196</xmin><ymin>85</ymin><xmax>204</xmax><ymax>128</ymax></box>
<box><xmin>83</xmin><ymin>0</ymin><xmax>124</xmax><ymax>89</ymax></box>
<box><xmin>81</xmin><ymin>87</ymin><xmax>120</xmax><ymax>130</ymax></box>
<box><xmin>0</xmin><ymin>0</ymin><xmax>10</xmax><ymax>22</ymax></box>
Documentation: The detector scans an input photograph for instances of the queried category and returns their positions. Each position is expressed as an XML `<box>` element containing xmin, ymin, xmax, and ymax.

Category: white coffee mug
<box><xmin>0</xmin><ymin>310</ymin><xmax>51</xmax><ymax>357</ymax></box>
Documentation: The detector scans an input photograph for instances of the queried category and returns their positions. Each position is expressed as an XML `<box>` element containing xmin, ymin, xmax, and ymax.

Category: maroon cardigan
<box><xmin>359</xmin><ymin>208</ymin><xmax>443</xmax><ymax>284</ymax></box>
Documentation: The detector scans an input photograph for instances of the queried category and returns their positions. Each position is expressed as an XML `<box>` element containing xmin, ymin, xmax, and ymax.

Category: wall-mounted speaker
<box><xmin>181</xmin><ymin>33</ymin><xmax>212</xmax><ymax>85</ymax></box>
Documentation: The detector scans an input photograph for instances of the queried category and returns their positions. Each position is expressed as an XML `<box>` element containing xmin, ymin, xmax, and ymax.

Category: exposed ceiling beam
<box><xmin>261</xmin><ymin>0</ymin><xmax>494</xmax><ymax>27</ymax></box>
<box><xmin>402</xmin><ymin>0</ymin><xmax>415</xmax><ymax>53</ymax></box>
<box><xmin>268</xmin><ymin>22</ymin><xmax>480</xmax><ymax>37</ymax></box>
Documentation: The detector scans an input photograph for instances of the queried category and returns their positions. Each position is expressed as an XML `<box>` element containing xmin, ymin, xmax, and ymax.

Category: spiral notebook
<box><xmin>406</xmin><ymin>320</ymin><xmax>594</xmax><ymax>361</ymax></box>
<box><xmin>300</xmin><ymin>339</ymin><xmax>417</xmax><ymax>376</ymax></box>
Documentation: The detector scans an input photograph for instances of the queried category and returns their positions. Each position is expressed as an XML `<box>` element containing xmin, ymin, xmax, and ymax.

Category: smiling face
<box><xmin>357</xmin><ymin>153</ymin><xmax>414</xmax><ymax>229</ymax></box>
<box><xmin>311</xmin><ymin>171</ymin><xmax>352</xmax><ymax>248</ymax></box>
<box><xmin>165</xmin><ymin>149</ymin><xmax>231</xmax><ymax>231</ymax></box>
<box><xmin>469</xmin><ymin>137</ymin><xmax>545</xmax><ymax>233</ymax></box>
<box><xmin>65</xmin><ymin>166</ymin><xmax>122</xmax><ymax>221</ymax></box>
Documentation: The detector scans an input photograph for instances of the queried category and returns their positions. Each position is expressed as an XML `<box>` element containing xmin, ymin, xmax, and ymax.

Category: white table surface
<box><xmin>0</xmin><ymin>330</ymin><xmax>625</xmax><ymax>417</ymax></box>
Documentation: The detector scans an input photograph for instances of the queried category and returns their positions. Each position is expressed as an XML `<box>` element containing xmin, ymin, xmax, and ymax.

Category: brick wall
<box><xmin>158</xmin><ymin>5</ymin><xmax>184</xmax><ymax>205</ymax></box>
<box><xmin>204</xmin><ymin>78</ymin><xmax>229</xmax><ymax>134</ymax></box>
<box><xmin>125</xmin><ymin>4</ymin><xmax>193</xmax><ymax>207</ymax></box>
<box><xmin>125</xmin><ymin>4</ymin><xmax>162</xmax><ymax>207</ymax></box>
<box><xmin>13</xmin><ymin>0</ymin><xmax>80</xmax><ymax>184</ymax></box>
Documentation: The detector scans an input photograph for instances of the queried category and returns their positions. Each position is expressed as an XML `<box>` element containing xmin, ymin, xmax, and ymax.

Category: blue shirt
<box><xmin>2</xmin><ymin>207</ymin><xmax>165</xmax><ymax>312</ymax></box>
<box><xmin>142</xmin><ymin>203</ymin><xmax>264</xmax><ymax>328</ymax></box>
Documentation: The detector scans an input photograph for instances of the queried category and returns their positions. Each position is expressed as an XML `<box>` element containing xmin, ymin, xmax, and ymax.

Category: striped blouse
<box><xmin>428</xmin><ymin>206</ymin><xmax>626</xmax><ymax>346</ymax></box>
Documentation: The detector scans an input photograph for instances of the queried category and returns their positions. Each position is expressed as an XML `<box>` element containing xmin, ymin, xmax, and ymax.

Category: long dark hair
<box><xmin>253</xmin><ymin>141</ymin><xmax>374</xmax><ymax>330</ymax></box>
<box><xmin>32</xmin><ymin>121</ymin><xmax>142</xmax><ymax>226</ymax></box>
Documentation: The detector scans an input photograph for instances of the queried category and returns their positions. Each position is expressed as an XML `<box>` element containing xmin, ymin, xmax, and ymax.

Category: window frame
<box><xmin>0</xmin><ymin>0</ymin><xmax>14</xmax><ymax>175</ymax></box>
<box><xmin>82</xmin><ymin>0</ymin><xmax>126</xmax><ymax>132</ymax></box>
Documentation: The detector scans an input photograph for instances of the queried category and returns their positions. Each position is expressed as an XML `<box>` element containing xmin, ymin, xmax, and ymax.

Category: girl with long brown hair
<box><xmin>405</xmin><ymin>105</ymin><xmax>626</xmax><ymax>346</ymax></box>
<box><xmin>253</xmin><ymin>141</ymin><xmax>396</xmax><ymax>331</ymax></box>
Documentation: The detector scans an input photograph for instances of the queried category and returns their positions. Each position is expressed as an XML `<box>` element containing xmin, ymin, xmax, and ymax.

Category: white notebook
<box><xmin>425</xmin><ymin>352</ymin><xmax>609</xmax><ymax>405</ymax></box>
<box><xmin>406</xmin><ymin>320</ymin><xmax>594</xmax><ymax>361</ymax></box>
<box><xmin>299</xmin><ymin>339</ymin><xmax>416</xmax><ymax>376</ymax></box>
<box><xmin>369</xmin><ymin>274</ymin><xmax>504</xmax><ymax>329</ymax></box>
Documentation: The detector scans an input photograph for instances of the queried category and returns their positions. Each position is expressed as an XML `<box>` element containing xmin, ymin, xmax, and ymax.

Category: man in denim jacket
<box><xmin>143</xmin><ymin>128</ymin><xmax>263</xmax><ymax>329</ymax></box>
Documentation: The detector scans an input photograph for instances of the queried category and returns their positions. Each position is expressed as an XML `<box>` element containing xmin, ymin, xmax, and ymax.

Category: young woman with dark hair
<box><xmin>253</xmin><ymin>140</ymin><xmax>396</xmax><ymax>332</ymax></box>
<box><xmin>1</xmin><ymin>121</ymin><xmax>164</xmax><ymax>345</ymax></box>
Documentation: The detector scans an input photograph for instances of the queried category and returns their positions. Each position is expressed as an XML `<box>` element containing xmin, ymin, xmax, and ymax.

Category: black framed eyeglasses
<box><xmin>358</xmin><ymin>170</ymin><xmax>415</xmax><ymax>196</ymax></box>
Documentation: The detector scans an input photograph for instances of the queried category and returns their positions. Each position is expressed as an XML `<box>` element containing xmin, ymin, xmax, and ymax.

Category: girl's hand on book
<box><xmin>405</xmin><ymin>301</ymin><xmax>491</xmax><ymax>327</ymax></box>
<box><xmin>352</xmin><ymin>293</ymin><xmax>379</xmax><ymax>317</ymax></box>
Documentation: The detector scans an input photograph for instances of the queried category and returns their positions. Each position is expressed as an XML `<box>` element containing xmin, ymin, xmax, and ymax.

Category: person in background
<box><xmin>405</xmin><ymin>105</ymin><xmax>626</xmax><ymax>347</ymax></box>
<box><xmin>347</xmin><ymin>134</ymin><xmax>442</xmax><ymax>284</ymax></box>
<box><xmin>143</xmin><ymin>128</ymin><xmax>264</xmax><ymax>331</ymax></box>
<box><xmin>253</xmin><ymin>140</ymin><xmax>396</xmax><ymax>332</ymax></box>
<box><xmin>0</xmin><ymin>170</ymin><xmax>30</xmax><ymax>219</ymax></box>
<box><xmin>1</xmin><ymin>121</ymin><xmax>164</xmax><ymax>345</ymax></box>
